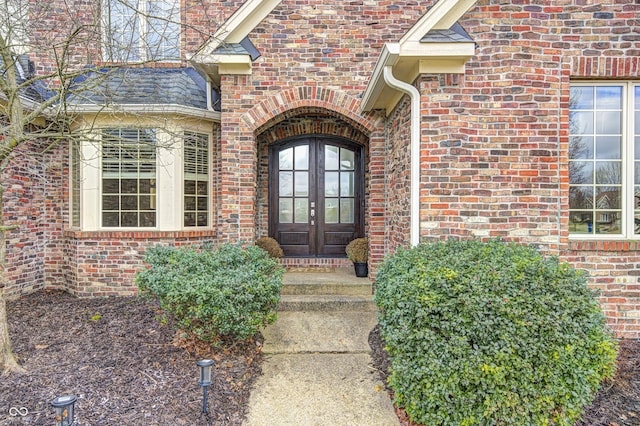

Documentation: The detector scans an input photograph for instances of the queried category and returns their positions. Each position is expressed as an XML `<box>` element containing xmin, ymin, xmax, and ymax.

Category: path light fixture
<box><xmin>197</xmin><ymin>359</ymin><xmax>214</xmax><ymax>414</ymax></box>
<box><xmin>51</xmin><ymin>395</ymin><xmax>77</xmax><ymax>426</ymax></box>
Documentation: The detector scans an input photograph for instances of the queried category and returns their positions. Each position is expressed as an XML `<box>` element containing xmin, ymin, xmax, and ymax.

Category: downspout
<box><xmin>383</xmin><ymin>66</ymin><xmax>421</xmax><ymax>247</ymax></box>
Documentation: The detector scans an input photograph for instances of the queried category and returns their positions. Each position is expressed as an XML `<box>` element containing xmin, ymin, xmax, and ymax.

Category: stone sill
<box><xmin>568</xmin><ymin>241</ymin><xmax>640</xmax><ymax>252</ymax></box>
<box><xmin>63</xmin><ymin>229</ymin><xmax>217</xmax><ymax>240</ymax></box>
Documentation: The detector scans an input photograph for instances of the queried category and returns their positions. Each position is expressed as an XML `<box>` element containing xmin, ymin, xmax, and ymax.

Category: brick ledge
<box><xmin>568</xmin><ymin>241</ymin><xmax>640</xmax><ymax>252</ymax></box>
<box><xmin>63</xmin><ymin>229</ymin><xmax>217</xmax><ymax>239</ymax></box>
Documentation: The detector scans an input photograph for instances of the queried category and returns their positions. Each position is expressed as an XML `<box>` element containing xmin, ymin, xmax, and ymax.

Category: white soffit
<box><xmin>361</xmin><ymin>0</ymin><xmax>478</xmax><ymax>114</ymax></box>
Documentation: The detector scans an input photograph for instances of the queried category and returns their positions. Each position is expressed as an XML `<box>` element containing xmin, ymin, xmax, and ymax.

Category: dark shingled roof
<box><xmin>1</xmin><ymin>55</ymin><xmax>52</xmax><ymax>103</ymax></box>
<box><xmin>421</xmin><ymin>22</ymin><xmax>473</xmax><ymax>43</ymax></box>
<box><xmin>68</xmin><ymin>67</ymin><xmax>220</xmax><ymax>111</ymax></box>
<box><xmin>213</xmin><ymin>37</ymin><xmax>261</xmax><ymax>61</ymax></box>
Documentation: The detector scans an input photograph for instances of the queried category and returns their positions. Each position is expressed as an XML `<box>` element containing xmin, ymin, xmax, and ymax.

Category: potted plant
<box><xmin>346</xmin><ymin>237</ymin><xmax>368</xmax><ymax>277</ymax></box>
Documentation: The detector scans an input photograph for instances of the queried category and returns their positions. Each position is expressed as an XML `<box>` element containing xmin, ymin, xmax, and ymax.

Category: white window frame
<box><xmin>569</xmin><ymin>81</ymin><xmax>639</xmax><ymax>240</ymax></box>
<box><xmin>182</xmin><ymin>131</ymin><xmax>211</xmax><ymax>228</ymax></box>
<box><xmin>102</xmin><ymin>0</ymin><xmax>181</xmax><ymax>62</ymax></box>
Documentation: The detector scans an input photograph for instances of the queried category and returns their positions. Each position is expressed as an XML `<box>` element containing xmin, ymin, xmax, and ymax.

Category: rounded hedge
<box><xmin>136</xmin><ymin>244</ymin><xmax>284</xmax><ymax>342</ymax></box>
<box><xmin>374</xmin><ymin>239</ymin><xmax>617</xmax><ymax>426</ymax></box>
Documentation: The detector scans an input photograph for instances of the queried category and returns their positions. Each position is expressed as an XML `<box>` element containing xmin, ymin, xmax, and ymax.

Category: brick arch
<box><xmin>257</xmin><ymin>112</ymin><xmax>369</xmax><ymax>146</ymax></box>
<box><xmin>241</xmin><ymin>86</ymin><xmax>379</xmax><ymax>137</ymax></box>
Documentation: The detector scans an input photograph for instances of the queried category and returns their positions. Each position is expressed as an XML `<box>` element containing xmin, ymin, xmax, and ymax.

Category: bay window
<box><xmin>569</xmin><ymin>83</ymin><xmax>640</xmax><ymax>237</ymax></box>
<box><xmin>69</xmin><ymin>124</ymin><xmax>212</xmax><ymax>231</ymax></box>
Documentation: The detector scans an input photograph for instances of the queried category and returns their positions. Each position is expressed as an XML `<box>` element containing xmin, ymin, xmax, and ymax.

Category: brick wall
<box><xmin>405</xmin><ymin>0</ymin><xmax>640</xmax><ymax>336</ymax></box>
<box><xmin>62</xmin><ymin>231</ymin><xmax>218</xmax><ymax>297</ymax></box>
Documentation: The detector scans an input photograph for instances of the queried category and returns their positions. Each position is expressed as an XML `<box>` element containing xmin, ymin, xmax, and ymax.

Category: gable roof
<box><xmin>361</xmin><ymin>0</ymin><xmax>477</xmax><ymax>114</ymax></box>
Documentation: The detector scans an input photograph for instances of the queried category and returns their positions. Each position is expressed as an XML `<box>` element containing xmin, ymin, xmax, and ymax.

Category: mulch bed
<box><xmin>369</xmin><ymin>324</ymin><xmax>640</xmax><ymax>426</ymax></box>
<box><xmin>1</xmin><ymin>290</ymin><xmax>262</xmax><ymax>425</ymax></box>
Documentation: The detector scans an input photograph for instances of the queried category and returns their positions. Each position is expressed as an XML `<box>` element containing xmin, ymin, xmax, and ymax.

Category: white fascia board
<box><xmin>400</xmin><ymin>41</ymin><xmax>476</xmax><ymax>57</ymax></box>
<box><xmin>360</xmin><ymin>43</ymin><xmax>400</xmax><ymax>113</ymax></box>
<box><xmin>400</xmin><ymin>0</ymin><xmax>477</xmax><ymax>44</ymax></box>
<box><xmin>69</xmin><ymin>104</ymin><xmax>221</xmax><ymax>122</ymax></box>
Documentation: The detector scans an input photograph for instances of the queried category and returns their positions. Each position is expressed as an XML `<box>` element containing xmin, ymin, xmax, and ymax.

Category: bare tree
<box><xmin>0</xmin><ymin>0</ymin><xmax>219</xmax><ymax>373</ymax></box>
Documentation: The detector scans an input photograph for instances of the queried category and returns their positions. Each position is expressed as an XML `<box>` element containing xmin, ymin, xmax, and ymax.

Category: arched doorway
<box><xmin>269</xmin><ymin>135</ymin><xmax>365</xmax><ymax>257</ymax></box>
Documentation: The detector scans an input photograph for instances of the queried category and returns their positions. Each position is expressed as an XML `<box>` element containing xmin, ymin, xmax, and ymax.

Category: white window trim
<box><xmin>569</xmin><ymin>81</ymin><xmax>638</xmax><ymax>241</ymax></box>
<box><xmin>102</xmin><ymin>0</ymin><xmax>182</xmax><ymax>63</ymax></box>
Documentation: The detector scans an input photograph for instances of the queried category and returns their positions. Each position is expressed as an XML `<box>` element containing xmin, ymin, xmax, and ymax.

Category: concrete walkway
<box><xmin>244</xmin><ymin>270</ymin><xmax>399</xmax><ymax>426</ymax></box>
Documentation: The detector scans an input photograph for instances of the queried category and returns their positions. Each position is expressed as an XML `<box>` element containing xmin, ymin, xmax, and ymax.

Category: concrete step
<box><xmin>278</xmin><ymin>294</ymin><xmax>376</xmax><ymax>312</ymax></box>
<box><xmin>282</xmin><ymin>281</ymin><xmax>372</xmax><ymax>296</ymax></box>
<box><xmin>282</xmin><ymin>268</ymin><xmax>372</xmax><ymax>296</ymax></box>
<box><xmin>262</xmin><ymin>311</ymin><xmax>377</xmax><ymax>354</ymax></box>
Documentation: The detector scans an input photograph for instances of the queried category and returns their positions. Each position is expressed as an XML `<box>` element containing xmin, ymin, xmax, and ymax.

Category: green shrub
<box><xmin>375</xmin><ymin>239</ymin><xmax>617</xmax><ymax>426</ymax></box>
<box><xmin>255</xmin><ymin>236</ymin><xmax>284</xmax><ymax>258</ymax></box>
<box><xmin>136</xmin><ymin>244</ymin><xmax>284</xmax><ymax>342</ymax></box>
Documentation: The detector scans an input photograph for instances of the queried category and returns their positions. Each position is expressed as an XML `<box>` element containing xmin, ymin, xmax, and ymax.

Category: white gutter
<box><xmin>383</xmin><ymin>66</ymin><xmax>421</xmax><ymax>247</ymax></box>
<box><xmin>206</xmin><ymin>79</ymin><xmax>215</xmax><ymax>111</ymax></box>
<box><xmin>67</xmin><ymin>104</ymin><xmax>221</xmax><ymax>122</ymax></box>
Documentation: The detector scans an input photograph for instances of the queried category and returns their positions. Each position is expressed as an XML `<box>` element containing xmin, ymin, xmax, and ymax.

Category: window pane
<box><xmin>570</xmin><ymin>111</ymin><xmax>594</xmax><ymax>134</ymax></box>
<box><xmin>279</xmin><ymin>148</ymin><xmax>293</xmax><ymax>170</ymax></box>
<box><xmin>139</xmin><ymin>212</ymin><xmax>156</xmax><ymax>227</ymax></box>
<box><xmin>595</xmin><ymin>86</ymin><xmax>622</xmax><ymax>109</ymax></box>
<box><xmin>340</xmin><ymin>149</ymin><xmax>355</xmax><ymax>170</ymax></box>
<box><xmin>184</xmin><ymin>180</ymin><xmax>196</xmax><ymax>195</ymax></box>
<box><xmin>197</xmin><ymin>181</ymin><xmax>208</xmax><ymax>195</ymax></box>
<box><xmin>121</xmin><ymin>195</ymin><xmax>138</xmax><ymax>210</ymax></box>
<box><xmin>103</xmin><ymin>212</ymin><xmax>120</xmax><ymax>227</ymax></box>
<box><xmin>279</xmin><ymin>172</ymin><xmax>293</xmax><ymax>196</ymax></box>
<box><xmin>294</xmin><ymin>198</ymin><xmax>308</xmax><ymax>223</ymax></box>
<box><xmin>595</xmin><ymin>162</ymin><xmax>621</xmax><ymax>184</ymax></box>
<box><xmin>325</xmin><ymin>146</ymin><xmax>339</xmax><ymax>170</ymax></box>
<box><xmin>325</xmin><ymin>172</ymin><xmax>339</xmax><ymax>196</ymax></box>
<box><xmin>596</xmin><ymin>187</ymin><xmax>621</xmax><ymax>210</ymax></box>
<box><xmin>325</xmin><ymin>199</ymin><xmax>339</xmax><ymax>224</ymax></box>
<box><xmin>340</xmin><ymin>172</ymin><xmax>354</xmax><ymax>197</ymax></box>
<box><xmin>595</xmin><ymin>136</ymin><xmax>621</xmax><ymax>160</ymax></box>
<box><xmin>570</xmin><ymin>86</ymin><xmax>594</xmax><ymax>109</ymax></box>
<box><xmin>295</xmin><ymin>145</ymin><xmax>309</xmax><ymax>170</ymax></box>
<box><xmin>569</xmin><ymin>136</ymin><xmax>593</xmax><ymax>159</ymax></box>
<box><xmin>184</xmin><ymin>196</ymin><xmax>196</xmax><ymax>211</ymax></box>
<box><xmin>635</xmin><ymin>162</ymin><xmax>640</xmax><ymax>185</ymax></box>
<box><xmin>279</xmin><ymin>199</ymin><xmax>293</xmax><ymax>223</ymax></box>
<box><xmin>197</xmin><ymin>197</ymin><xmax>207</xmax><ymax>211</ymax></box>
<box><xmin>569</xmin><ymin>161</ymin><xmax>593</xmax><ymax>184</ymax></box>
<box><xmin>122</xmin><ymin>212</ymin><xmax>138</xmax><ymax>227</ymax></box>
<box><xmin>103</xmin><ymin>179</ymin><xmax>120</xmax><ymax>193</ymax></box>
<box><xmin>103</xmin><ymin>195</ymin><xmax>119</xmax><ymax>210</ymax></box>
<box><xmin>184</xmin><ymin>212</ymin><xmax>196</xmax><ymax>227</ymax></box>
<box><xmin>596</xmin><ymin>111</ymin><xmax>621</xmax><ymax>134</ymax></box>
<box><xmin>570</xmin><ymin>186</ymin><xmax>593</xmax><ymax>210</ymax></box>
<box><xmin>569</xmin><ymin>211</ymin><xmax>593</xmax><ymax>234</ymax></box>
<box><xmin>295</xmin><ymin>172</ymin><xmax>309</xmax><ymax>196</ymax></box>
<box><xmin>340</xmin><ymin>199</ymin><xmax>354</xmax><ymax>223</ymax></box>
<box><xmin>595</xmin><ymin>211</ymin><xmax>621</xmax><ymax>234</ymax></box>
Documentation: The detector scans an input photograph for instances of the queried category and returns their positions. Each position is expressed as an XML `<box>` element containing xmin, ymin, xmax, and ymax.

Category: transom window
<box><xmin>103</xmin><ymin>0</ymin><xmax>180</xmax><ymax>62</ymax></box>
<box><xmin>102</xmin><ymin>128</ymin><xmax>157</xmax><ymax>227</ymax></box>
<box><xmin>569</xmin><ymin>83</ymin><xmax>640</xmax><ymax>237</ymax></box>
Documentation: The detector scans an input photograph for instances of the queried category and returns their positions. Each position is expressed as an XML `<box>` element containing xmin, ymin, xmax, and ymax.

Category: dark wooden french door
<box><xmin>269</xmin><ymin>136</ymin><xmax>364</xmax><ymax>257</ymax></box>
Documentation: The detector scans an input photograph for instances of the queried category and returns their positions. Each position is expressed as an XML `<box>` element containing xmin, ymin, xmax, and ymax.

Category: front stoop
<box><xmin>244</xmin><ymin>269</ymin><xmax>399</xmax><ymax>426</ymax></box>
